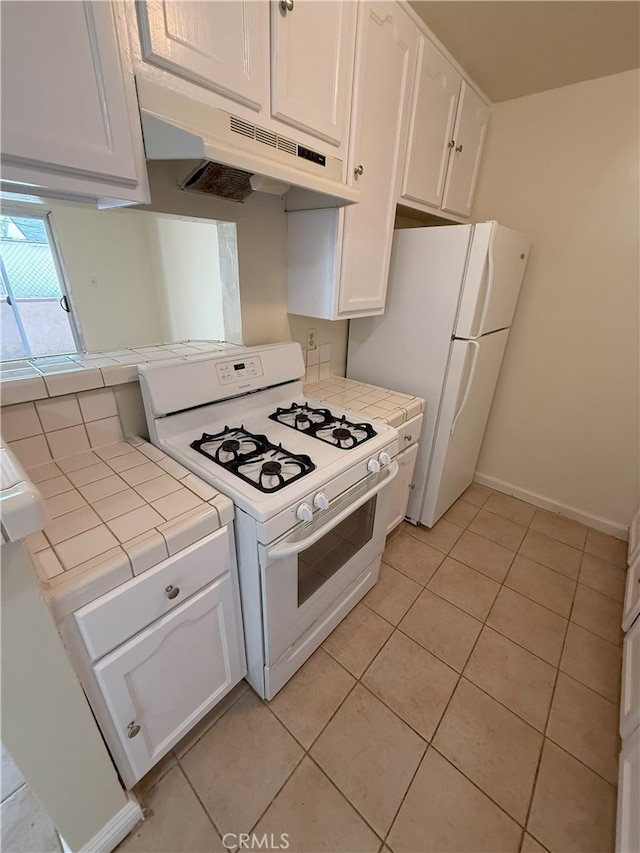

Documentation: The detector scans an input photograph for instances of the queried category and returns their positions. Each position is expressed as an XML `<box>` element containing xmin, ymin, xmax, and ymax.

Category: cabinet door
<box><xmin>616</xmin><ymin>726</ymin><xmax>640</xmax><ymax>853</ymax></box>
<box><xmin>271</xmin><ymin>0</ymin><xmax>357</xmax><ymax>147</ymax></box>
<box><xmin>442</xmin><ymin>83</ymin><xmax>490</xmax><ymax>217</ymax></box>
<box><xmin>400</xmin><ymin>36</ymin><xmax>461</xmax><ymax>209</ymax></box>
<box><xmin>387</xmin><ymin>444</ymin><xmax>419</xmax><ymax>533</ymax></box>
<box><xmin>93</xmin><ymin>574</ymin><xmax>246</xmax><ymax>784</ymax></box>
<box><xmin>137</xmin><ymin>1</ymin><xmax>265</xmax><ymax>111</ymax></box>
<box><xmin>337</xmin><ymin>2</ymin><xmax>418</xmax><ymax>317</ymax></box>
<box><xmin>623</xmin><ymin>554</ymin><xmax>640</xmax><ymax>633</ymax></box>
<box><xmin>621</xmin><ymin>616</ymin><xmax>640</xmax><ymax>740</ymax></box>
<box><xmin>1</xmin><ymin>1</ymin><xmax>139</xmax><ymax>186</ymax></box>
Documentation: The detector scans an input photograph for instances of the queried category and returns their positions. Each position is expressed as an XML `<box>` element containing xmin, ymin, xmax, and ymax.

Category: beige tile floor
<box><xmin>0</xmin><ymin>743</ymin><xmax>62</xmax><ymax>853</ymax></box>
<box><xmin>116</xmin><ymin>483</ymin><xmax>626</xmax><ymax>853</ymax></box>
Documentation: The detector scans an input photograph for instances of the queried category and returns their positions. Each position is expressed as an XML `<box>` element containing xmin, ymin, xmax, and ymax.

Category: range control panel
<box><xmin>216</xmin><ymin>356</ymin><xmax>264</xmax><ymax>385</ymax></box>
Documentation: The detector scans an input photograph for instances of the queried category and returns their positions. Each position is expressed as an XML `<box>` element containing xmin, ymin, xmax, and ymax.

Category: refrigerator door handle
<box><xmin>471</xmin><ymin>225</ymin><xmax>497</xmax><ymax>340</ymax></box>
<box><xmin>451</xmin><ymin>340</ymin><xmax>480</xmax><ymax>434</ymax></box>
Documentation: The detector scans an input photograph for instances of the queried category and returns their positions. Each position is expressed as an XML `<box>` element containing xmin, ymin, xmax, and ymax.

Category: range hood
<box><xmin>136</xmin><ymin>79</ymin><xmax>358</xmax><ymax>211</ymax></box>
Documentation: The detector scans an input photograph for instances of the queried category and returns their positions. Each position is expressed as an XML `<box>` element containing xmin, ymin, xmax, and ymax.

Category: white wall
<box><xmin>471</xmin><ymin>69</ymin><xmax>640</xmax><ymax>534</ymax></box>
<box><xmin>146</xmin><ymin>214</ymin><xmax>225</xmax><ymax>342</ymax></box>
<box><xmin>47</xmin><ymin>202</ymin><xmax>164</xmax><ymax>351</ymax></box>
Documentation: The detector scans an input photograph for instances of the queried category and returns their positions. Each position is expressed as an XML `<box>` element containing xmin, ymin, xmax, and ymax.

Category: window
<box><xmin>0</xmin><ymin>209</ymin><xmax>82</xmax><ymax>360</ymax></box>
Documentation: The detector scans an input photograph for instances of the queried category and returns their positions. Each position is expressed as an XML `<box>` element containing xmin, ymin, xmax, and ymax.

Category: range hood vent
<box><xmin>136</xmin><ymin>79</ymin><xmax>358</xmax><ymax>211</ymax></box>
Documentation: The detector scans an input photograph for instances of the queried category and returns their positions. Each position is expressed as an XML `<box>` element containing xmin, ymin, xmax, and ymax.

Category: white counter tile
<box><xmin>152</xmin><ymin>488</ymin><xmax>202</xmax><ymax>521</ymax></box>
<box><xmin>37</xmin><ymin>475</ymin><xmax>74</xmax><ymax>499</ymax></box>
<box><xmin>45</xmin><ymin>506</ymin><xmax>102</xmax><ymax>546</ymax></box>
<box><xmin>46</xmin><ymin>489</ymin><xmax>87</xmax><ymax>519</ymax></box>
<box><xmin>107</xmin><ymin>504</ymin><xmax>165</xmax><ymax>542</ymax></box>
<box><xmin>133</xmin><ymin>474</ymin><xmax>181</xmax><ymax>503</ymax></box>
<box><xmin>92</xmin><ymin>489</ymin><xmax>146</xmax><ymax>522</ymax></box>
<box><xmin>54</xmin><ymin>524</ymin><xmax>119</xmax><ymax>570</ymax></box>
<box><xmin>77</xmin><ymin>474</ymin><xmax>128</xmax><ymax>503</ymax></box>
<box><xmin>124</xmin><ymin>530</ymin><xmax>169</xmax><ymax>576</ymax></box>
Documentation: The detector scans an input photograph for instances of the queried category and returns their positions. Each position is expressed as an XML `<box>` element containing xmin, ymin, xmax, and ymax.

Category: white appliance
<box><xmin>347</xmin><ymin>221</ymin><xmax>531</xmax><ymax>528</ymax></box>
<box><xmin>137</xmin><ymin>79</ymin><xmax>358</xmax><ymax>210</ymax></box>
<box><xmin>139</xmin><ymin>343</ymin><xmax>398</xmax><ymax>699</ymax></box>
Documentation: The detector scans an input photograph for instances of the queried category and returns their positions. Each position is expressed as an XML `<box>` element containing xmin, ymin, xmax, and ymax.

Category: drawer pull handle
<box><xmin>127</xmin><ymin>722</ymin><xmax>141</xmax><ymax>739</ymax></box>
<box><xmin>404</xmin><ymin>434</ymin><xmax>412</xmax><ymax>442</ymax></box>
<box><xmin>165</xmin><ymin>585</ymin><xmax>180</xmax><ymax>600</ymax></box>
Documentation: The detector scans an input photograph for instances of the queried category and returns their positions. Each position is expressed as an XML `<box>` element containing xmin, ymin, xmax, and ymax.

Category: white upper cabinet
<box><xmin>287</xmin><ymin>2</ymin><xmax>417</xmax><ymax>320</ymax></box>
<box><xmin>0</xmin><ymin>1</ymin><xmax>148</xmax><ymax>206</ymax></box>
<box><xmin>400</xmin><ymin>32</ymin><xmax>490</xmax><ymax>220</ymax></box>
<box><xmin>339</xmin><ymin>3</ymin><xmax>417</xmax><ymax>316</ymax></box>
<box><xmin>133</xmin><ymin>0</ymin><xmax>356</xmax><ymax>156</ymax></box>
<box><xmin>442</xmin><ymin>82</ymin><xmax>490</xmax><ymax>217</ymax></box>
<box><xmin>401</xmin><ymin>36</ymin><xmax>461</xmax><ymax>209</ymax></box>
<box><xmin>136</xmin><ymin>1</ymin><xmax>266</xmax><ymax>112</ymax></box>
<box><xmin>270</xmin><ymin>0</ymin><xmax>357</xmax><ymax>147</ymax></box>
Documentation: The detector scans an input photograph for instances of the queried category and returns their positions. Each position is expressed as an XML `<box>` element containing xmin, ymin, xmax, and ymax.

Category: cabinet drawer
<box><xmin>397</xmin><ymin>413</ymin><xmax>423</xmax><ymax>449</ymax></box>
<box><xmin>75</xmin><ymin>527</ymin><xmax>234</xmax><ymax>661</ymax></box>
<box><xmin>623</xmin><ymin>554</ymin><xmax>640</xmax><ymax>633</ymax></box>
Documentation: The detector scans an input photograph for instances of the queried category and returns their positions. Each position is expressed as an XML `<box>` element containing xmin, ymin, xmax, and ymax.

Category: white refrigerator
<box><xmin>347</xmin><ymin>221</ymin><xmax>531</xmax><ymax>528</ymax></box>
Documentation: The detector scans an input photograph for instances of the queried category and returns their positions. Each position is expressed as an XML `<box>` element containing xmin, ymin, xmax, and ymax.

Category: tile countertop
<box><xmin>0</xmin><ymin>340</ymin><xmax>238</xmax><ymax>405</ymax></box>
<box><xmin>23</xmin><ymin>438</ymin><xmax>233</xmax><ymax>619</ymax></box>
<box><xmin>303</xmin><ymin>375</ymin><xmax>424</xmax><ymax>428</ymax></box>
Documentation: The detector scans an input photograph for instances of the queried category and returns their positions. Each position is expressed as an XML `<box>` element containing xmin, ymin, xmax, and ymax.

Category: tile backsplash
<box><xmin>301</xmin><ymin>343</ymin><xmax>332</xmax><ymax>383</ymax></box>
<box><xmin>2</xmin><ymin>388</ymin><xmax>124</xmax><ymax>469</ymax></box>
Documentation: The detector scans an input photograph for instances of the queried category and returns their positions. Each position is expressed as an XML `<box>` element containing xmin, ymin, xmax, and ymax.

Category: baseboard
<box><xmin>59</xmin><ymin>795</ymin><xmax>143</xmax><ymax>853</ymax></box>
<box><xmin>473</xmin><ymin>472</ymin><xmax>629</xmax><ymax>541</ymax></box>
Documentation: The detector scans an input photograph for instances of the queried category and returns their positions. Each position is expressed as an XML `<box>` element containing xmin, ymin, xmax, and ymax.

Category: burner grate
<box><xmin>269</xmin><ymin>403</ymin><xmax>377</xmax><ymax>449</ymax></box>
<box><xmin>190</xmin><ymin>426</ymin><xmax>315</xmax><ymax>493</ymax></box>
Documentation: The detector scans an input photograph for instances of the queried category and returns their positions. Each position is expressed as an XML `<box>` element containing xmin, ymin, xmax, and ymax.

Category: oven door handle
<box><xmin>266</xmin><ymin>461</ymin><xmax>399</xmax><ymax>560</ymax></box>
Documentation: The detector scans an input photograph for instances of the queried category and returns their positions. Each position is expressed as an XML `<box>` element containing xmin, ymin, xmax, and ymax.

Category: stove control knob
<box><xmin>296</xmin><ymin>502</ymin><xmax>313</xmax><ymax>522</ymax></box>
<box><xmin>378</xmin><ymin>451</ymin><xmax>391</xmax><ymax>467</ymax></box>
<box><xmin>367</xmin><ymin>458</ymin><xmax>381</xmax><ymax>474</ymax></box>
<box><xmin>313</xmin><ymin>492</ymin><xmax>329</xmax><ymax>511</ymax></box>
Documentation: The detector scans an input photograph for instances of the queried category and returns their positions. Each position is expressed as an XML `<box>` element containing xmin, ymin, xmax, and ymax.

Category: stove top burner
<box><xmin>269</xmin><ymin>403</ymin><xmax>377</xmax><ymax>449</ymax></box>
<box><xmin>190</xmin><ymin>426</ymin><xmax>315</xmax><ymax>493</ymax></box>
<box><xmin>332</xmin><ymin>427</ymin><xmax>352</xmax><ymax>441</ymax></box>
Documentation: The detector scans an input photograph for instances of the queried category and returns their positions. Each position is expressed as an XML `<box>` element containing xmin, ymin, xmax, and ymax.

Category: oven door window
<box><xmin>298</xmin><ymin>496</ymin><xmax>377</xmax><ymax>606</ymax></box>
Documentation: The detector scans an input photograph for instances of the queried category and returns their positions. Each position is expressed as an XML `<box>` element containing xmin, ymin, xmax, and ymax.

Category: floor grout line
<box><xmin>131</xmin><ymin>486</ymin><xmax>623</xmax><ymax>853</ymax></box>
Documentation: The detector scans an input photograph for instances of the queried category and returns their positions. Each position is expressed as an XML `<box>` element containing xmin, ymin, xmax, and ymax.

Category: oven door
<box><xmin>259</xmin><ymin>461</ymin><xmax>398</xmax><ymax>665</ymax></box>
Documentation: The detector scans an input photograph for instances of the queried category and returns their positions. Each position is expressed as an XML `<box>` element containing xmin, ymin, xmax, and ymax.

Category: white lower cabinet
<box><xmin>386</xmin><ymin>413</ymin><xmax>422</xmax><ymax>533</ymax></box>
<box><xmin>60</xmin><ymin>527</ymin><xmax>246</xmax><ymax>788</ymax></box>
<box><xmin>94</xmin><ymin>574</ymin><xmax>245</xmax><ymax>784</ymax></box>
<box><xmin>617</xmin><ymin>725</ymin><xmax>640</xmax><ymax>853</ymax></box>
<box><xmin>387</xmin><ymin>442</ymin><xmax>419</xmax><ymax>533</ymax></box>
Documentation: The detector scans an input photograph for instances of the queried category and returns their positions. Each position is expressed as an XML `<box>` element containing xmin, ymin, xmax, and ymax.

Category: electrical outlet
<box><xmin>306</xmin><ymin>328</ymin><xmax>316</xmax><ymax>349</ymax></box>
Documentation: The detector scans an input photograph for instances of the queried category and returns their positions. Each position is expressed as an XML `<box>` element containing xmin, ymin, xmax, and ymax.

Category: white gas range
<box><xmin>139</xmin><ymin>342</ymin><xmax>399</xmax><ymax>699</ymax></box>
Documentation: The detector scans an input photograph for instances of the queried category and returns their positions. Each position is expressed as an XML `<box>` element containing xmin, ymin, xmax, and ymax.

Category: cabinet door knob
<box><xmin>455</xmin><ymin>144</ymin><xmax>463</xmax><ymax>153</ymax></box>
<box><xmin>354</xmin><ymin>164</ymin><xmax>364</xmax><ymax>177</ymax></box>
<box><xmin>404</xmin><ymin>434</ymin><xmax>412</xmax><ymax>442</ymax></box>
<box><xmin>165</xmin><ymin>585</ymin><xmax>180</xmax><ymax>600</ymax></box>
<box><xmin>127</xmin><ymin>722</ymin><xmax>141</xmax><ymax>739</ymax></box>
<box><xmin>280</xmin><ymin>0</ymin><xmax>294</xmax><ymax>11</ymax></box>
<box><xmin>447</xmin><ymin>140</ymin><xmax>455</xmax><ymax>149</ymax></box>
